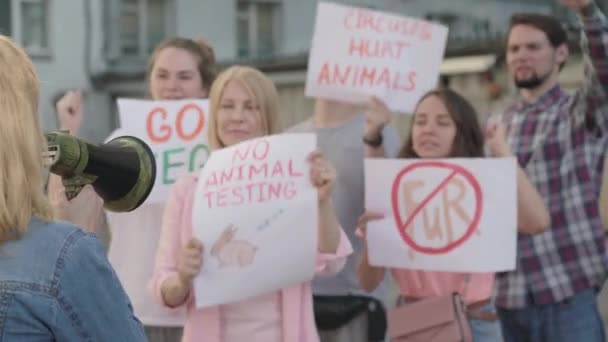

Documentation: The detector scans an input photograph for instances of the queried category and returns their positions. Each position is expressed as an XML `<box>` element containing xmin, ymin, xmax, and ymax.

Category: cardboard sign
<box><xmin>191</xmin><ymin>133</ymin><xmax>319</xmax><ymax>308</ymax></box>
<box><xmin>365</xmin><ymin>158</ymin><xmax>517</xmax><ymax>272</ymax></box>
<box><xmin>305</xmin><ymin>2</ymin><xmax>449</xmax><ymax>112</ymax></box>
<box><xmin>117</xmin><ymin>99</ymin><xmax>210</xmax><ymax>203</ymax></box>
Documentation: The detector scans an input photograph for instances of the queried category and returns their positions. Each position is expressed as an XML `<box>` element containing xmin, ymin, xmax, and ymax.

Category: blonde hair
<box><xmin>146</xmin><ymin>37</ymin><xmax>217</xmax><ymax>97</ymax></box>
<box><xmin>0</xmin><ymin>35</ymin><xmax>53</xmax><ymax>242</ymax></box>
<box><xmin>207</xmin><ymin>65</ymin><xmax>281</xmax><ymax>150</ymax></box>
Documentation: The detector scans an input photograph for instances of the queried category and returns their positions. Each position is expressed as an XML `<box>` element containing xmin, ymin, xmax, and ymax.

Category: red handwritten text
<box><xmin>232</xmin><ymin>139</ymin><xmax>270</xmax><ymax>163</ymax></box>
<box><xmin>317</xmin><ymin>62</ymin><xmax>417</xmax><ymax>93</ymax></box>
<box><xmin>349</xmin><ymin>37</ymin><xmax>411</xmax><ymax>59</ymax></box>
<box><xmin>203</xmin><ymin>181</ymin><xmax>297</xmax><ymax>208</ymax></box>
<box><xmin>146</xmin><ymin>103</ymin><xmax>206</xmax><ymax>143</ymax></box>
<box><xmin>402</xmin><ymin>178</ymin><xmax>472</xmax><ymax>245</ymax></box>
<box><xmin>343</xmin><ymin>9</ymin><xmax>433</xmax><ymax>41</ymax></box>
<box><xmin>203</xmin><ymin>137</ymin><xmax>307</xmax><ymax>208</ymax></box>
<box><xmin>205</xmin><ymin>159</ymin><xmax>303</xmax><ymax>188</ymax></box>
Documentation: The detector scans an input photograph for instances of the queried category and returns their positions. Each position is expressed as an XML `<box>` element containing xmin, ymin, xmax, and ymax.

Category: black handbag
<box><xmin>313</xmin><ymin>295</ymin><xmax>387</xmax><ymax>341</ymax></box>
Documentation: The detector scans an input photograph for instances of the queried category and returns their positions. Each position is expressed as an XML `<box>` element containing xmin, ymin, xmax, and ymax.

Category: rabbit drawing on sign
<box><xmin>210</xmin><ymin>224</ymin><xmax>258</xmax><ymax>268</ymax></box>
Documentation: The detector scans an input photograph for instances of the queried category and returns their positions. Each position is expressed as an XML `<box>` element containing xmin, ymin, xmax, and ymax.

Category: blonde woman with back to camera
<box><xmin>0</xmin><ymin>34</ymin><xmax>146</xmax><ymax>340</ymax></box>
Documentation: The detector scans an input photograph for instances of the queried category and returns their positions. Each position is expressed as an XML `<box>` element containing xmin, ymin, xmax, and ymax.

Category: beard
<box><xmin>513</xmin><ymin>70</ymin><xmax>549</xmax><ymax>89</ymax></box>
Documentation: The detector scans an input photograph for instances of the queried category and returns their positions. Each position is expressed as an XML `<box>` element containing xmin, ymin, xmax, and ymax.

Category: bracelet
<box><xmin>363</xmin><ymin>132</ymin><xmax>383</xmax><ymax>147</ymax></box>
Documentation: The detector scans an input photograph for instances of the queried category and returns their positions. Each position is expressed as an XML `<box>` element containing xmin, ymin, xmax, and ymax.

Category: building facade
<box><xmin>0</xmin><ymin>0</ymin><xmax>595</xmax><ymax>140</ymax></box>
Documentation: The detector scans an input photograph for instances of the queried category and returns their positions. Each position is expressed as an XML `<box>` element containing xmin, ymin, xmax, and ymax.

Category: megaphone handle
<box><xmin>64</xmin><ymin>184</ymin><xmax>84</xmax><ymax>201</ymax></box>
<box><xmin>62</xmin><ymin>174</ymin><xmax>96</xmax><ymax>201</ymax></box>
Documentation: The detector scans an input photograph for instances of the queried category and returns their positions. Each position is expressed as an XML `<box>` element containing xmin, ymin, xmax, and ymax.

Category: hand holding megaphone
<box><xmin>48</xmin><ymin>176</ymin><xmax>103</xmax><ymax>233</ymax></box>
<box><xmin>44</xmin><ymin>131</ymin><xmax>157</xmax><ymax>212</ymax></box>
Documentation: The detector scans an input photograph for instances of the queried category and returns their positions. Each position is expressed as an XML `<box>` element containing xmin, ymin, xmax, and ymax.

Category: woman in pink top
<box><xmin>149</xmin><ymin>65</ymin><xmax>353</xmax><ymax>342</ymax></box>
<box><xmin>357</xmin><ymin>89</ymin><xmax>550</xmax><ymax>341</ymax></box>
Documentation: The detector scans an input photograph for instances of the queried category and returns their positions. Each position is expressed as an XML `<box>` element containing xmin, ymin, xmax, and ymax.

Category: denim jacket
<box><xmin>0</xmin><ymin>218</ymin><xmax>146</xmax><ymax>341</ymax></box>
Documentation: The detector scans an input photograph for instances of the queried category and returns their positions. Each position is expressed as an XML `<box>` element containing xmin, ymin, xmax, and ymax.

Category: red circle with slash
<box><xmin>391</xmin><ymin>161</ymin><xmax>483</xmax><ymax>255</ymax></box>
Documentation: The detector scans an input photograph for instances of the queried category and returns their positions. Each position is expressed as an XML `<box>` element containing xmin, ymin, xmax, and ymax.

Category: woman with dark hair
<box><xmin>357</xmin><ymin>89</ymin><xmax>550</xmax><ymax>341</ymax></box>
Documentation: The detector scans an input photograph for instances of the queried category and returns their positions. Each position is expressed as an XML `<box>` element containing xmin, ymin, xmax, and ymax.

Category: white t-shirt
<box><xmin>107</xmin><ymin>204</ymin><xmax>186</xmax><ymax>327</ymax></box>
<box><xmin>105</xmin><ymin>129</ymin><xmax>186</xmax><ymax>327</ymax></box>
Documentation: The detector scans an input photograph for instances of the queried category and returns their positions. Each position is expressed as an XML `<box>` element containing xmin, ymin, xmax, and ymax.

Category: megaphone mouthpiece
<box><xmin>45</xmin><ymin>131</ymin><xmax>156</xmax><ymax>212</ymax></box>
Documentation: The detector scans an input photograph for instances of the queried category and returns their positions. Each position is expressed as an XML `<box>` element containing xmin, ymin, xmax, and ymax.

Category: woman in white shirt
<box><xmin>48</xmin><ymin>37</ymin><xmax>216</xmax><ymax>342</ymax></box>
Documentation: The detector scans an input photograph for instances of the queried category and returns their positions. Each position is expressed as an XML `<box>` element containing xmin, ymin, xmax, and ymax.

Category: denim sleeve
<box><xmin>52</xmin><ymin>233</ymin><xmax>147</xmax><ymax>342</ymax></box>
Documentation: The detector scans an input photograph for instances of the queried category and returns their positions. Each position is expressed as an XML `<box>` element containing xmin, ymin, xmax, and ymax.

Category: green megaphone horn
<box><xmin>44</xmin><ymin>131</ymin><xmax>156</xmax><ymax>212</ymax></box>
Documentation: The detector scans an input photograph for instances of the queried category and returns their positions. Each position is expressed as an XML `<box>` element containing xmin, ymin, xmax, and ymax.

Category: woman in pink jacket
<box><xmin>149</xmin><ymin>65</ymin><xmax>353</xmax><ymax>342</ymax></box>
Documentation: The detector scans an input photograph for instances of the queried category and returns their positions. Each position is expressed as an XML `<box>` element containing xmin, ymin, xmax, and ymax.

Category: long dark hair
<box><xmin>399</xmin><ymin>88</ymin><xmax>484</xmax><ymax>158</ymax></box>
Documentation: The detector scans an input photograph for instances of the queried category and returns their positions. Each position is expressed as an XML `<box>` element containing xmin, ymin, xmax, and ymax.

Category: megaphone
<box><xmin>44</xmin><ymin>131</ymin><xmax>156</xmax><ymax>212</ymax></box>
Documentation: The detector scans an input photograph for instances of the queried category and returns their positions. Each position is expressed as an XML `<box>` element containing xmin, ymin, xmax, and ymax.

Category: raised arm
<box><xmin>486</xmin><ymin>122</ymin><xmax>550</xmax><ymax>233</ymax></box>
<box><xmin>55</xmin><ymin>90</ymin><xmax>84</xmax><ymax>136</ymax></box>
<box><xmin>600</xmin><ymin>158</ymin><xmax>608</xmax><ymax>227</ymax></box>
<box><xmin>364</xmin><ymin>97</ymin><xmax>393</xmax><ymax>158</ymax></box>
<box><xmin>309</xmin><ymin>151</ymin><xmax>353</xmax><ymax>276</ymax></box>
<box><xmin>567</xmin><ymin>0</ymin><xmax>608</xmax><ymax>132</ymax></box>
<box><xmin>48</xmin><ymin>91</ymin><xmax>105</xmax><ymax>233</ymax></box>
<box><xmin>513</xmin><ymin>167</ymin><xmax>551</xmax><ymax>233</ymax></box>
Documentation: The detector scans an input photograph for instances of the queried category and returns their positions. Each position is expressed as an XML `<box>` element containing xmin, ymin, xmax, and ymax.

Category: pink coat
<box><xmin>149</xmin><ymin>174</ymin><xmax>353</xmax><ymax>342</ymax></box>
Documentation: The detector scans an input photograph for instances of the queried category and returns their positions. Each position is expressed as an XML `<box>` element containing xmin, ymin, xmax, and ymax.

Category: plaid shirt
<box><xmin>495</xmin><ymin>3</ymin><xmax>608</xmax><ymax>309</ymax></box>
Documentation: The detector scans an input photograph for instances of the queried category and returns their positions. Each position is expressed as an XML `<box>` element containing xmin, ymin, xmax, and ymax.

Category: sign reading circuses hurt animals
<box><xmin>305</xmin><ymin>2</ymin><xmax>449</xmax><ymax>113</ymax></box>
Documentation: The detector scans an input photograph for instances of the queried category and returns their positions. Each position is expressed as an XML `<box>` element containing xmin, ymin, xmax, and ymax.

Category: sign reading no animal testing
<box><xmin>305</xmin><ymin>2</ymin><xmax>449</xmax><ymax>113</ymax></box>
<box><xmin>191</xmin><ymin>133</ymin><xmax>319</xmax><ymax>308</ymax></box>
<box><xmin>364</xmin><ymin>158</ymin><xmax>518</xmax><ymax>273</ymax></box>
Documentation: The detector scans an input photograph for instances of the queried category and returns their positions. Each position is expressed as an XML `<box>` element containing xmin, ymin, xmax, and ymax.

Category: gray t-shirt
<box><xmin>287</xmin><ymin>114</ymin><xmax>401</xmax><ymax>302</ymax></box>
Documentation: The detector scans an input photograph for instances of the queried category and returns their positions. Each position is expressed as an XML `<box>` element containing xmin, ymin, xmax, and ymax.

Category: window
<box><xmin>237</xmin><ymin>0</ymin><xmax>281</xmax><ymax>59</ymax></box>
<box><xmin>0</xmin><ymin>0</ymin><xmax>11</xmax><ymax>36</ymax></box>
<box><xmin>108</xmin><ymin>0</ymin><xmax>175</xmax><ymax>61</ymax></box>
<box><xmin>15</xmin><ymin>0</ymin><xmax>51</xmax><ymax>56</ymax></box>
<box><xmin>426</xmin><ymin>12</ymin><xmax>500</xmax><ymax>47</ymax></box>
<box><xmin>119</xmin><ymin>0</ymin><xmax>139</xmax><ymax>55</ymax></box>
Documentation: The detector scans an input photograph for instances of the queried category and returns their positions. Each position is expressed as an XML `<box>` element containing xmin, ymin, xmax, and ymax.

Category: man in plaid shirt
<box><xmin>496</xmin><ymin>0</ymin><xmax>608</xmax><ymax>340</ymax></box>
